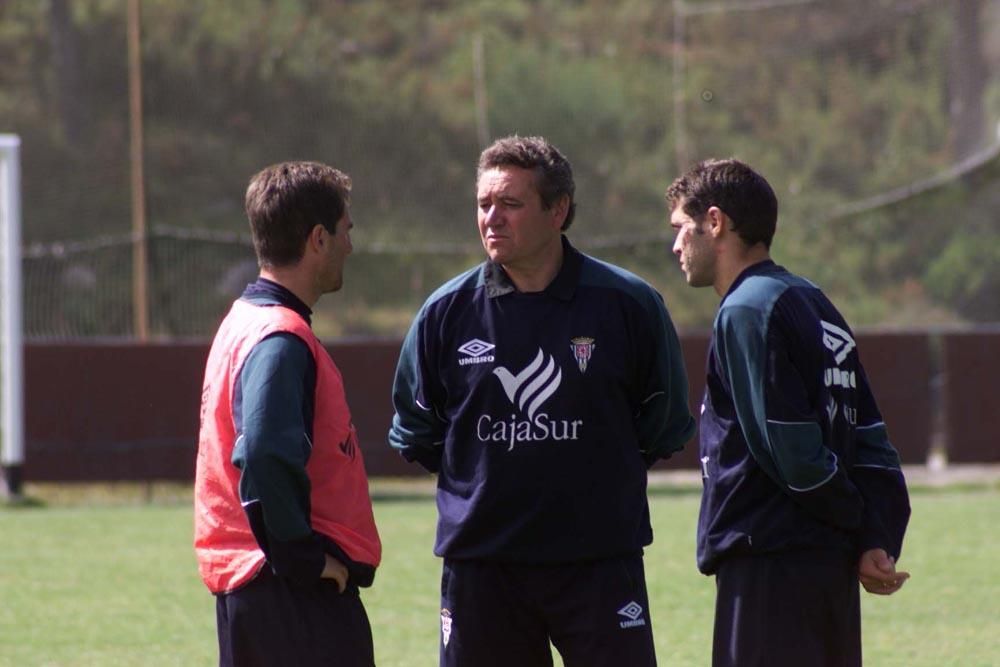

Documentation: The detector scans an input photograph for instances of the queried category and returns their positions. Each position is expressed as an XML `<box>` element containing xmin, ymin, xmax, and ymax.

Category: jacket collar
<box><xmin>483</xmin><ymin>235</ymin><xmax>581</xmax><ymax>301</ymax></box>
<box><xmin>242</xmin><ymin>277</ymin><xmax>313</xmax><ymax>325</ymax></box>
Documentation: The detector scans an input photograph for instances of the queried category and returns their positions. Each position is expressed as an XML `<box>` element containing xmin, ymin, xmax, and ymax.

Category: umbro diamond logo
<box><xmin>617</xmin><ymin>601</ymin><xmax>647</xmax><ymax>628</ymax></box>
<box><xmin>618</xmin><ymin>601</ymin><xmax>643</xmax><ymax>621</ymax></box>
<box><xmin>458</xmin><ymin>338</ymin><xmax>495</xmax><ymax>357</ymax></box>
<box><xmin>821</xmin><ymin>320</ymin><xmax>856</xmax><ymax>365</ymax></box>
<box><xmin>458</xmin><ymin>338</ymin><xmax>495</xmax><ymax>366</ymax></box>
<box><xmin>493</xmin><ymin>349</ymin><xmax>562</xmax><ymax>419</ymax></box>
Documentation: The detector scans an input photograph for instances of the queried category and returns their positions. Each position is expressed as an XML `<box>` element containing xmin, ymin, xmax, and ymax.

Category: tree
<box><xmin>948</xmin><ymin>0</ymin><xmax>988</xmax><ymax>161</ymax></box>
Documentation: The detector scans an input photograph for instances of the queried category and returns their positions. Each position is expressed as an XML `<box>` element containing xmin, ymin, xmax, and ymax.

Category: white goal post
<box><xmin>0</xmin><ymin>134</ymin><xmax>23</xmax><ymax>497</ymax></box>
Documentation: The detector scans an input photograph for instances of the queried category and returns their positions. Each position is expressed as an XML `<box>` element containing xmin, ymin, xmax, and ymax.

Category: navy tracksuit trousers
<box><xmin>438</xmin><ymin>553</ymin><xmax>657</xmax><ymax>667</ymax></box>
<box><xmin>712</xmin><ymin>549</ymin><xmax>861</xmax><ymax>667</ymax></box>
<box><xmin>215</xmin><ymin>567</ymin><xmax>374</xmax><ymax>667</ymax></box>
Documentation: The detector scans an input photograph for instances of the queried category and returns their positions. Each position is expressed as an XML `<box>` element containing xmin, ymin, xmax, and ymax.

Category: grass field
<box><xmin>1</xmin><ymin>482</ymin><xmax>998</xmax><ymax>666</ymax></box>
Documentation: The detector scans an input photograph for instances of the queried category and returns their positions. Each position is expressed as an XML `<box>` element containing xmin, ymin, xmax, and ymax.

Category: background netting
<box><xmin>3</xmin><ymin>0</ymin><xmax>1000</xmax><ymax>339</ymax></box>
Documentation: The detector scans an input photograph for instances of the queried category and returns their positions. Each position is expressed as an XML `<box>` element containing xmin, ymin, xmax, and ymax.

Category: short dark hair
<box><xmin>477</xmin><ymin>135</ymin><xmax>577</xmax><ymax>231</ymax></box>
<box><xmin>665</xmin><ymin>158</ymin><xmax>778</xmax><ymax>249</ymax></box>
<box><xmin>244</xmin><ymin>161</ymin><xmax>352</xmax><ymax>268</ymax></box>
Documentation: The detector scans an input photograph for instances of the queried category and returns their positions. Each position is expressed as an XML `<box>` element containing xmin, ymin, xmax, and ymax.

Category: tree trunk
<box><xmin>49</xmin><ymin>0</ymin><xmax>86</xmax><ymax>147</ymax></box>
<box><xmin>948</xmin><ymin>0</ymin><xmax>987</xmax><ymax>160</ymax></box>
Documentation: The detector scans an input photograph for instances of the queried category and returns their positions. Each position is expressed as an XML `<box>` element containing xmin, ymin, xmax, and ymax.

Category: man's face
<box><xmin>670</xmin><ymin>201</ymin><xmax>715</xmax><ymax>288</ymax></box>
<box><xmin>477</xmin><ymin>166</ymin><xmax>565</xmax><ymax>271</ymax></box>
<box><xmin>319</xmin><ymin>209</ymin><xmax>353</xmax><ymax>293</ymax></box>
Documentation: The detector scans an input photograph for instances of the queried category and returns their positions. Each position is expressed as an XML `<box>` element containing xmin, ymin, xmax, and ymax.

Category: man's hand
<box><xmin>858</xmin><ymin>548</ymin><xmax>909</xmax><ymax>595</ymax></box>
<box><xmin>321</xmin><ymin>554</ymin><xmax>349</xmax><ymax>593</ymax></box>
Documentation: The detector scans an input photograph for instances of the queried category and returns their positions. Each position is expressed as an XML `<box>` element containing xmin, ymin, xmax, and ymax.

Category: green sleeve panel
<box><xmin>855</xmin><ymin>422</ymin><xmax>902</xmax><ymax>469</ymax></box>
<box><xmin>233</xmin><ymin>333</ymin><xmax>313</xmax><ymax>542</ymax></box>
<box><xmin>765</xmin><ymin>419</ymin><xmax>839</xmax><ymax>490</ymax></box>
<box><xmin>716</xmin><ymin>278</ymin><xmax>863</xmax><ymax>531</ymax></box>
<box><xmin>715</xmin><ymin>301</ymin><xmax>783</xmax><ymax>485</ymax></box>
<box><xmin>634</xmin><ymin>288</ymin><xmax>697</xmax><ymax>465</ymax></box>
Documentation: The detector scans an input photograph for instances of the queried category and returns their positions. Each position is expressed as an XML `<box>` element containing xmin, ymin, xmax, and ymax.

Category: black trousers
<box><xmin>713</xmin><ymin>549</ymin><xmax>861</xmax><ymax>667</ymax></box>
<box><xmin>439</xmin><ymin>554</ymin><xmax>657</xmax><ymax>667</ymax></box>
<box><xmin>215</xmin><ymin>568</ymin><xmax>374</xmax><ymax>667</ymax></box>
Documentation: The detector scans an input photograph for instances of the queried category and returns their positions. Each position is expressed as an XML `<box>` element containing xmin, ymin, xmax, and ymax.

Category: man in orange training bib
<box><xmin>194</xmin><ymin>161</ymin><xmax>381</xmax><ymax>667</ymax></box>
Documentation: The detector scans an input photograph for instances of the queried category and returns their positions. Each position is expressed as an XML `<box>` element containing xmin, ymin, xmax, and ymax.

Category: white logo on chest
<box><xmin>493</xmin><ymin>349</ymin><xmax>562</xmax><ymax>419</ymax></box>
<box><xmin>476</xmin><ymin>348</ymin><xmax>583</xmax><ymax>451</ymax></box>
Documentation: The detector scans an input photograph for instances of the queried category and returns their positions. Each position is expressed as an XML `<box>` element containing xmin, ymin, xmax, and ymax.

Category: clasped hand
<box><xmin>858</xmin><ymin>548</ymin><xmax>910</xmax><ymax>595</ymax></box>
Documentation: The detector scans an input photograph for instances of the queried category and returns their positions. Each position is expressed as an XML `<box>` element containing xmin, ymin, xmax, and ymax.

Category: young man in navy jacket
<box><xmin>390</xmin><ymin>136</ymin><xmax>695</xmax><ymax>667</ymax></box>
<box><xmin>667</xmin><ymin>158</ymin><xmax>911</xmax><ymax>667</ymax></box>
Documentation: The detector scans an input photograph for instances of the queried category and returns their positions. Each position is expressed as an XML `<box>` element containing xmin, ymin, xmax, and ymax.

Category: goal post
<box><xmin>0</xmin><ymin>134</ymin><xmax>24</xmax><ymax>498</ymax></box>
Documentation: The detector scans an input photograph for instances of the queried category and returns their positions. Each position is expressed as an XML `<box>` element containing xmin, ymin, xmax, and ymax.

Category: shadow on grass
<box><xmin>907</xmin><ymin>479</ymin><xmax>1000</xmax><ymax>495</ymax></box>
<box><xmin>0</xmin><ymin>494</ymin><xmax>46</xmax><ymax>509</ymax></box>
<box><xmin>371</xmin><ymin>491</ymin><xmax>436</xmax><ymax>503</ymax></box>
<box><xmin>369</xmin><ymin>479</ymin><xmax>1000</xmax><ymax>504</ymax></box>
<box><xmin>647</xmin><ymin>485</ymin><xmax>703</xmax><ymax>498</ymax></box>
<box><xmin>369</xmin><ymin>484</ymin><xmax>705</xmax><ymax>504</ymax></box>
<box><xmin>6</xmin><ymin>476</ymin><xmax>996</xmax><ymax>510</ymax></box>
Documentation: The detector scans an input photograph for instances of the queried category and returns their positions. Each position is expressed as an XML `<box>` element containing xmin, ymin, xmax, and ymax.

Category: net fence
<box><xmin>3</xmin><ymin>0</ymin><xmax>1000</xmax><ymax>339</ymax></box>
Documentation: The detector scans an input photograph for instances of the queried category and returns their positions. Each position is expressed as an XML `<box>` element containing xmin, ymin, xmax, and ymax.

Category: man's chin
<box><xmin>686</xmin><ymin>274</ymin><xmax>712</xmax><ymax>289</ymax></box>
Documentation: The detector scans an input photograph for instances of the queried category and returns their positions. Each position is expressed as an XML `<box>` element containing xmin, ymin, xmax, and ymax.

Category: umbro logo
<box><xmin>339</xmin><ymin>438</ymin><xmax>356</xmax><ymax>460</ymax></box>
<box><xmin>338</xmin><ymin>426</ymin><xmax>358</xmax><ymax>461</ymax></box>
<box><xmin>821</xmin><ymin>320</ymin><xmax>856</xmax><ymax>365</ymax></box>
<box><xmin>458</xmin><ymin>338</ymin><xmax>495</xmax><ymax>366</ymax></box>
<box><xmin>617</xmin><ymin>601</ymin><xmax>647</xmax><ymax>628</ymax></box>
<box><xmin>458</xmin><ymin>338</ymin><xmax>495</xmax><ymax>357</ymax></box>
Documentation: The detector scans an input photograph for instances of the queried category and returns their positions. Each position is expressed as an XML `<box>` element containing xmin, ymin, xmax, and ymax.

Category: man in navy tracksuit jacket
<box><xmin>666</xmin><ymin>158</ymin><xmax>911</xmax><ymax>667</ymax></box>
<box><xmin>390</xmin><ymin>136</ymin><xmax>695</xmax><ymax>667</ymax></box>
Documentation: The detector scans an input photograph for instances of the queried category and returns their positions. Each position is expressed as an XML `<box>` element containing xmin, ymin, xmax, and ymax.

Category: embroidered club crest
<box><xmin>570</xmin><ymin>337</ymin><xmax>596</xmax><ymax>373</ymax></box>
<box><xmin>441</xmin><ymin>608</ymin><xmax>453</xmax><ymax>647</ymax></box>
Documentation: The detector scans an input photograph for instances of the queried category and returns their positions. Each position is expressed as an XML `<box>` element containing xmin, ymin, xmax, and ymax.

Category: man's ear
<box><xmin>550</xmin><ymin>194</ymin><xmax>570</xmax><ymax>229</ymax></box>
<box><xmin>308</xmin><ymin>224</ymin><xmax>326</xmax><ymax>251</ymax></box>
<box><xmin>706</xmin><ymin>206</ymin><xmax>727</xmax><ymax>239</ymax></box>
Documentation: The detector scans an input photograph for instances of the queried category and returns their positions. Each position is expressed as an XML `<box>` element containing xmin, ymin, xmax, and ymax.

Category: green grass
<box><xmin>1</xmin><ymin>485</ymin><xmax>998</xmax><ymax>666</ymax></box>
